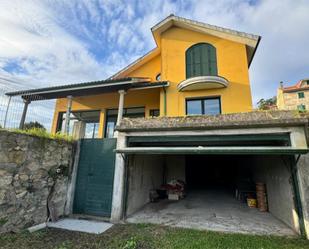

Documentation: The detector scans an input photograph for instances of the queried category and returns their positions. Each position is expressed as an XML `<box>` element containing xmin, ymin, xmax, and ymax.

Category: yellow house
<box><xmin>6</xmin><ymin>15</ymin><xmax>309</xmax><ymax>238</ymax></box>
<box><xmin>277</xmin><ymin>79</ymin><xmax>309</xmax><ymax>111</ymax></box>
<box><xmin>49</xmin><ymin>15</ymin><xmax>260</xmax><ymax>139</ymax></box>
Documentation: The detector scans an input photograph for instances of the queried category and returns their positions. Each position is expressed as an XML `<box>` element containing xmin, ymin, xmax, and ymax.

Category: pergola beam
<box><xmin>19</xmin><ymin>99</ymin><xmax>31</xmax><ymax>129</ymax></box>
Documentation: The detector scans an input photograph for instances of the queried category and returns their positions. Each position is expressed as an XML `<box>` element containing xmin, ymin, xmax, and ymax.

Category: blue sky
<box><xmin>0</xmin><ymin>0</ymin><xmax>309</xmax><ymax>105</ymax></box>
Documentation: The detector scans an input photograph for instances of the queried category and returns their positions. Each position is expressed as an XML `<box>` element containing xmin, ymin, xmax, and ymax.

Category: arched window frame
<box><xmin>185</xmin><ymin>43</ymin><xmax>218</xmax><ymax>79</ymax></box>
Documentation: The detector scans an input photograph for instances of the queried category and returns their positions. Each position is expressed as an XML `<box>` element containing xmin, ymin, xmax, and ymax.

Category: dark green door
<box><xmin>73</xmin><ymin>138</ymin><xmax>117</xmax><ymax>217</ymax></box>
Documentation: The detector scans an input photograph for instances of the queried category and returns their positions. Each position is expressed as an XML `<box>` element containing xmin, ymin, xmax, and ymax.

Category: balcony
<box><xmin>177</xmin><ymin>76</ymin><xmax>229</xmax><ymax>92</ymax></box>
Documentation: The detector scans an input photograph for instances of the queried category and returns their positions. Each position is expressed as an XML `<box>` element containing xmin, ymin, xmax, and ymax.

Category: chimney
<box><xmin>279</xmin><ymin>81</ymin><xmax>283</xmax><ymax>89</ymax></box>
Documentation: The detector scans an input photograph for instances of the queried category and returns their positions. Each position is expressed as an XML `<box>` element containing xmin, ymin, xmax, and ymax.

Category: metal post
<box><xmin>64</xmin><ymin>95</ymin><xmax>73</xmax><ymax>135</ymax></box>
<box><xmin>116</xmin><ymin>90</ymin><xmax>126</xmax><ymax>126</ymax></box>
<box><xmin>3</xmin><ymin>96</ymin><xmax>11</xmax><ymax>128</ymax></box>
<box><xmin>19</xmin><ymin>99</ymin><xmax>30</xmax><ymax>129</ymax></box>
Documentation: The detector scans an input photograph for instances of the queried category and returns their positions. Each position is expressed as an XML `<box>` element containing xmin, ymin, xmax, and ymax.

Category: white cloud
<box><xmin>0</xmin><ymin>0</ymin><xmax>309</xmax><ymax>129</ymax></box>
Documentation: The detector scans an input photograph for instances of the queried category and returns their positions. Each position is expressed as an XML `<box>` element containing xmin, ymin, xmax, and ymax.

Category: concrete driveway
<box><xmin>126</xmin><ymin>189</ymin><xmax>296</xmax><ymax>236</ymax></box>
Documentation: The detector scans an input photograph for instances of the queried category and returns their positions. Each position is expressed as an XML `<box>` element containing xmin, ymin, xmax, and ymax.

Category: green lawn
<box><xmin>0</xmin><ymin>223</ymin><xmax>308</xmax><ymax>249</ymax></box>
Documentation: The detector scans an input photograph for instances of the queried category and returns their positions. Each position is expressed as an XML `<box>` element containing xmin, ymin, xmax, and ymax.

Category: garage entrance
<box><xmin>125</xmin><ymin>153</ymin><xmax>300</xmax><ymax>236</ymax></box>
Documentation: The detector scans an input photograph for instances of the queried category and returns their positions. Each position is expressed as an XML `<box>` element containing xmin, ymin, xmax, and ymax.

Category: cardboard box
<box><xmin>168</xmin><ymin>193</ymin><xmax>179</xmax><ymax>200</ymax></box>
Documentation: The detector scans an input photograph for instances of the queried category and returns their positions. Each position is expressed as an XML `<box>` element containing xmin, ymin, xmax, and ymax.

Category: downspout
<box><xmin>163</xmin><ymin>86</ymin><xmax>167</xmax><ymax>116</ymax></box>
<box><xmin>290</xmin><ymin>155</ymin><xmax>306</xmax><ymax>238</ymax></box>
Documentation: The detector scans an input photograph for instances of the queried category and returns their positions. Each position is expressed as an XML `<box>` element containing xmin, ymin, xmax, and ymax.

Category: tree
<box><xmin>257</xmin><ymin>96</ymin><xmax>277</xmax><ymax>110</ymax></box>
<box><xmin>23</xmin><ymin>121</ymin><xmax>46</xmax><ymax>130</ymax></box>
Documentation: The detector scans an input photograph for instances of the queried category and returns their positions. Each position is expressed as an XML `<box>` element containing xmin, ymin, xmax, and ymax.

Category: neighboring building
<box><xmin>5</xmin><ymin>15</ymin><xmax>309</xmax><ymax>238</ymax></box>
<box><xmin>277</xmin><ymin>79</ymin><xmax>309</xmax><ymax>111</ymax></box>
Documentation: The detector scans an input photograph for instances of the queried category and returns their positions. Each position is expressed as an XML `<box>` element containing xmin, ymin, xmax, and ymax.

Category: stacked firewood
<box><xmin>256</xmin><ymin>182</ymin><xmax>268</xmax><ymax>212</ymax></box>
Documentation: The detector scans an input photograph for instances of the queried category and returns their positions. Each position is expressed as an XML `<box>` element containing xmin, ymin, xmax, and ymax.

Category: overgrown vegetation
<box><xmin>0</xmin><ymin>127</ymin><xmax>74</xmax><ymax>142</ymax></box>
<box><xmin>0</xmin><ymin>224</ymin><xmax>308</xmax><ymax>249</ymax></box>
<box><xmin>257</xmin><ymin>96</ymin><xmax>277</xmax><ymax>110</ymax></box>
<box><xmin>0</xmin><ymin>218</ymin><xmax>8</xmax><ymax>226</ymax></box>
<box><xmin>23</xmin><ymin>121</ymin><xmax>46</xmax><ymax>130</ymax></box>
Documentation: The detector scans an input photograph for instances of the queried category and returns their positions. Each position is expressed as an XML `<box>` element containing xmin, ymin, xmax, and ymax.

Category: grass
<box><xmin>0</xmin><ymin>128</ymin><xmax>74</xmax><ymax>142</ymax></box>
<box><xmin>0</xmin><ymin>224</ymin><xmax>308</xmax><ymax>249</ymax></box>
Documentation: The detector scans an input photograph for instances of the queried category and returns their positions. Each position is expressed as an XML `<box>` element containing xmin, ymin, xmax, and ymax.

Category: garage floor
<box><xmin>126</xmin><ymin>189</ymin><xmax>296</xmax><ymax>236</ymax></box>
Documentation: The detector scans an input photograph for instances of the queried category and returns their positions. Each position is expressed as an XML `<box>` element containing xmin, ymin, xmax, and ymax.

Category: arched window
<box><xmin>185</xmin><ymin>43</ymin><xmax>217</xmax><ymax>78</ymax></box>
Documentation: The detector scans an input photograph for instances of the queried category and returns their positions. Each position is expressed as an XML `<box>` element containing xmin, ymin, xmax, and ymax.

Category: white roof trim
<box><xmin>151</xmin><ymin>15</ymin><xmax>260</xmax><ymax>45</ymax></box>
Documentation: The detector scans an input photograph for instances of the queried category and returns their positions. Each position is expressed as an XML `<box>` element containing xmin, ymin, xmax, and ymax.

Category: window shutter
<box><xmin>208</xmin><ymin>45</ymin><xmax>217</xmax><ymax>76</ymax></box>
<box><xmin>186</xmin><ymin>49</ymin><xmax>192</xmax><ymax>78</ymax></box>
<box><xmin>186</xmin><ymin>43</ymin><xmax>217</xmax><ymax>78</ymax></box>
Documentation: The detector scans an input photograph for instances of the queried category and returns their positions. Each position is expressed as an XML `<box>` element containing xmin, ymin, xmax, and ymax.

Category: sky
<box><xmin>0</xmin><ymin>0</ymin><xmax>309</xmax><ymax>108</ymax></box>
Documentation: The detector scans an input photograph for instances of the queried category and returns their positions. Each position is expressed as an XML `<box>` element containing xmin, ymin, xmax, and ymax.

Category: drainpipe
<box><xmin>19</xmin><ymin>98</ymin><xmax>31</xmax><ymax>129</ymax></box>
<box><xmin>64</xmin><ymin>95</ymin><xmax>73</xmax><ymax>135</ymax></box>
<box><xmin>163</xmin><ymin>86</ymin><xmax>167</xmax><ymax>116</ymax></box>
<box><xmin>290</xmin><ymin>155</ymin><xmax>306</xmax><ymax>238</ymax></box>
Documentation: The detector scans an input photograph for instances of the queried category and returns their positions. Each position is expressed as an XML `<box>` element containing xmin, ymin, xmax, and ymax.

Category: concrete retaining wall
<box><xmin>298</xmin><ymin>154</ymin><xmax>309</xmax><ymax>238</ymax></box>
<box><xmin>251</xmin><ymin>155</ymin><xmax>299</xmax><ymax>233</ymax></box>
<box><xmin>0</xmin><ymin>130</ymin><xmax>75</xmax><ymax>233</ymax></box>
<box><xmin>126</xmin><ymin>154</ymin><xmax>164</xmax><ymax>216</ymax></box>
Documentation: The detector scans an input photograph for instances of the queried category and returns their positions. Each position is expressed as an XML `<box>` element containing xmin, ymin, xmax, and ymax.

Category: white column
<box><xmin>111</xmin><ymin>132</ymin><xmax>126</xmax><ymax>222</ymax></box>
<box><xmin>64</xmin><ymin>95</ymin><xmax>73</xmax><ymax>135</ymax></box>
<box><xmin>116</xmin><ymin>90</ymin><xmax>126</xmax><ymax>126</ymax></box>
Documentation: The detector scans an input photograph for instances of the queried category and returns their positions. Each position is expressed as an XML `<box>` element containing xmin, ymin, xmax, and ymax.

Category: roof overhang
<box><xmin>151</xmin><ymin>15</ymin><xmax>261</xmax><ymax>67</ymax></box>
<box><xmin>5</xmin><ymin>78</ymin><xmax>169</xmax><ymax>101</ymax></box>
<box><xmin>116</xmin><ymin>146</ymin><xmax>309</xmax><ymax>155</ymax></box>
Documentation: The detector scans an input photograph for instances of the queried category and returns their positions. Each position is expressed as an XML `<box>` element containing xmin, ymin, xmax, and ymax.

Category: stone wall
<box><xmin>283</xmin><ymin>91</ymin><xmax>309</xmax><ymax>111</ymax></box>
<box><xmin>0</xmin><ymin>130</ymin><xmax>75</xmax><ymax>233</ymax></box>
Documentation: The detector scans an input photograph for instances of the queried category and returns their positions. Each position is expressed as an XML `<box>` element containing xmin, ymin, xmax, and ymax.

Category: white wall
<box><xmin>126</xmin><ymin>154</ymin><xmax>165</xmax><ymax>216</ymax></box>
<box><xmin>251</xmin><ymin>155</ymin><xmax>300</xmax><ymax>233</ymax></box>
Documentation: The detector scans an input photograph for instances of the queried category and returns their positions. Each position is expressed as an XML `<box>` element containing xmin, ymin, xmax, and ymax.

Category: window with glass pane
<box><xmin>298</xmin><ymin>92</ymin><xmax>305</xmax><ymax>99</ymax></box>
<box><xmin>84</xmin><ymin>123</ymin><xmax>99</xmax><ymax>138</ymax></box>
<box><xmin>297</xmin><ymin>104</ymin><xmax>306</xmax><ymax>112</ymax></box>
<box><xmin>186</xmin><ymin>99</ymin><xmax>202</xmax><ymax>115</ymax></box>
<box><xmin>105</xmin><ymin>107</ymin><xmax>145</xmax><ymax>138</ymax></box>
<box><xmin>204</xmin><ymin>98</ymin><xmax>220</xmax><ymax>115</ymax></box>
<box><xmin>56</xmin><ymin>110</ymin><xmax>100</xmax><ymax>139</ymax></box>
<box><xmin>186</xmin><ymin>97</ymin><xmax>220</xmax><ymax>115</ymax></box>
<box><xmin>149</xmin><ymin>109</ymin><xmax>160</xmax><ymax>117</ymax></box>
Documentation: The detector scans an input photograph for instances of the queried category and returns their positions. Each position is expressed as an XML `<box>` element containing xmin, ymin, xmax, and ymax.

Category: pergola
<box><xmin>5</xmin><ymin>77</ymin><xmax>169</xmax><ymax>132</ymax></box>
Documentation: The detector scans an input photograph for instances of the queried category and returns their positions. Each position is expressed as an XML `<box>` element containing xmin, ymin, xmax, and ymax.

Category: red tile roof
<box><xmin>282</xmin><ymin>79</ymin><xmax>309</xmax><ymax>93</ymax></box>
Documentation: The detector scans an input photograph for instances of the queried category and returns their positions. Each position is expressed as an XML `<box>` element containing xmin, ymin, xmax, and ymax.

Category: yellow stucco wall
<box><xmin>159</xmin><ymin>27</ymin><xmax>252</xmax><ymax>116</ymax></box>
<box><xmin>51</xmin><ymin>88</ymin><xmax>160</xmax><ymax>136</ymax></box>
<box><xmin>118</xmin><ymin>54</ymin><xmax>161</xmax><ymax>81</ymax></box>
<box><xmin>52</xmin><ymin>26</ymin><xmax>254</xmax><ymax>135</ymax></box>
